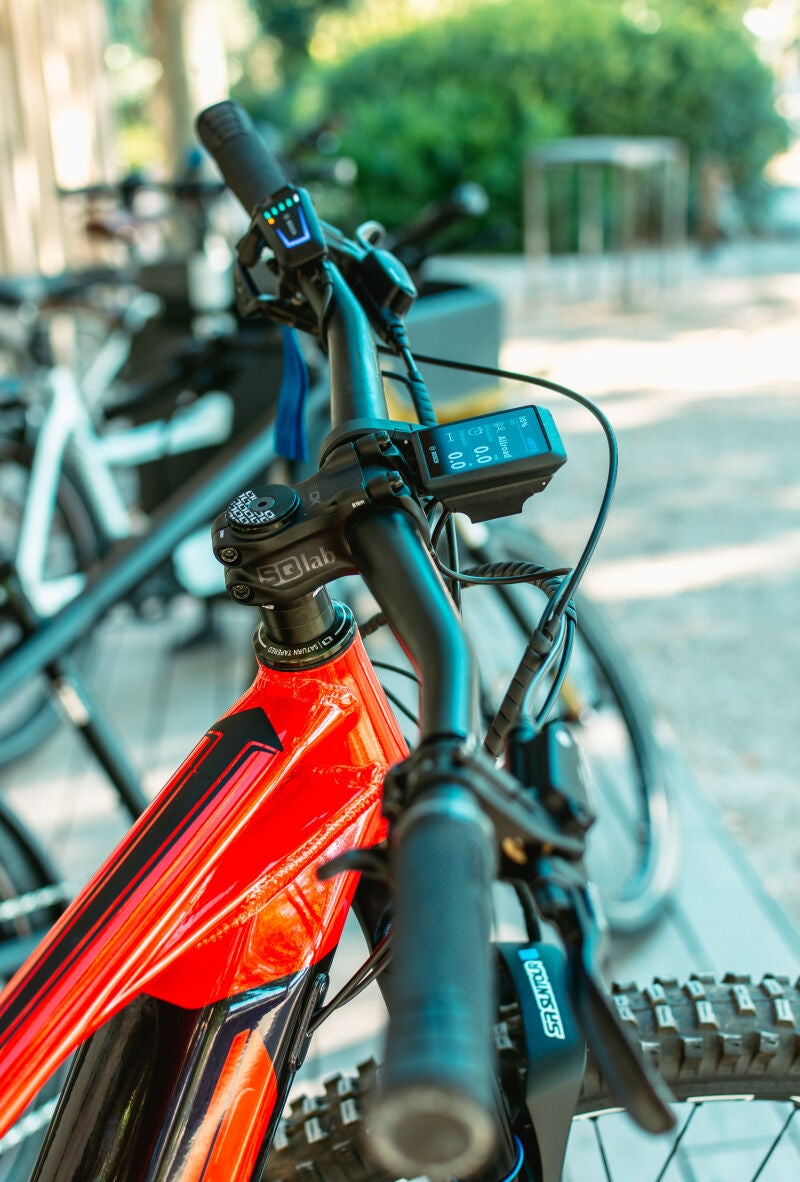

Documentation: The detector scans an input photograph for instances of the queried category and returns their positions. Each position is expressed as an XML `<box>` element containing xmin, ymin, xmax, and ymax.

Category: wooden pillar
<box><xmin>150</xmin><ymin>0</ymin><xmax>230</xmax><ymax>170</ymax></box>
<box><xmin>0</xmin><ymin>0</ymin><xmax>116</xmax><ymax>275</ymax></box>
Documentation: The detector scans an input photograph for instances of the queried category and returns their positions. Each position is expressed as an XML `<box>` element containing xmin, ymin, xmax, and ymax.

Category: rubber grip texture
<box><xmin>369</xmin><ymin>788</ymin><xmax>498</xmax><ymax>1180</ymax></box>
<box><xmin>195</xmin><ymin>101</ymin><xmax>287</xmax><ymax>212</ymax></box>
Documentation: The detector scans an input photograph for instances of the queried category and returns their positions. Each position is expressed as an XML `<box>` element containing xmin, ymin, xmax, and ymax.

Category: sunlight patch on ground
<box><xmin>584</xmin><ymin>529</ymin><xmax>800</xmax><ymax>601</ymax></box>
<box><xmin>503</xmin><ymin>317</ymin><xmax>800</xmax><ymax>417</ymax></box>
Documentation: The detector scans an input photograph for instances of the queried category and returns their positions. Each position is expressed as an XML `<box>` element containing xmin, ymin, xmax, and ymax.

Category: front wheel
<box><xmin>268</xmin><ymin>972</ymin><xmax>800</xmax><ymax>1182</ymax></box>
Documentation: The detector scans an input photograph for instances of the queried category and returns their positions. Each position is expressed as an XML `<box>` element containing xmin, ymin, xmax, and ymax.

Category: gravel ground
<box><xmin>436</xmin><ymin>245</ymin><xmax>800</xmax><ymax>927</ymax></box>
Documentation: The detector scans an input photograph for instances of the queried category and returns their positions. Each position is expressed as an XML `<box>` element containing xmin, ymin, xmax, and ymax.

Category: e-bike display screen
<box><xmin>420</xmin><ymin>410</ymin><xmax>550</xmax><ymax>477</ymax></box>
<box><xmin>409</xmin><ymin>405</ymin><xmax>566</xmax><ymax>522</ymax></box>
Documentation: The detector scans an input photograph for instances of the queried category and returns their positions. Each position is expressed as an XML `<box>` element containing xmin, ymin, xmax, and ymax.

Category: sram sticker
<box><xmin>520</xmin><ymin>951</ymin><xmax>566</xmax><ymax>1040</ymax></box>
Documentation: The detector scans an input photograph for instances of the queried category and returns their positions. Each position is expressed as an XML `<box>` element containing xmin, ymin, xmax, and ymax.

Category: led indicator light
<box><xmin>278</xmin><ymin>202</ymin><xmax>285</xmax><ymax>211</ymax></box>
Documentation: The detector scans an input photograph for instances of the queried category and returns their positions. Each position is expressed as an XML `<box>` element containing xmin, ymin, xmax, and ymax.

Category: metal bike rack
<box><xmin>524</xmin><ymin>135</ymin><xmax>690</xmax><ymax>306</ymax></box>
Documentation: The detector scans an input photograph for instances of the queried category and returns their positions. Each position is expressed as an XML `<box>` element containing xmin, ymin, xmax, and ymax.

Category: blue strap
<box><xmin>274</xmin><ymin>326</ymin><xmax>309</xmax><ymax>462</ymax></box>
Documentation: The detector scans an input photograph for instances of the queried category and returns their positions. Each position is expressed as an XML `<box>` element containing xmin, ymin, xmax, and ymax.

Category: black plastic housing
<box><xmin>405</xmin><ymin>404</ymin><xmax>566</xmax><ymax>522</ymax></box>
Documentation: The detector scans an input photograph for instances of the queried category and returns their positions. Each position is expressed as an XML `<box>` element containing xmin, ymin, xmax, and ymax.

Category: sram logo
<box><xmin>521</xmin><ymin>954</ymin><xmax>566</xmax><ymax>1040</ymax></box>
<box><xmin>257</xmin><ymin>545</ymin><xmax>336</xmax><ymax>587</ymax></box>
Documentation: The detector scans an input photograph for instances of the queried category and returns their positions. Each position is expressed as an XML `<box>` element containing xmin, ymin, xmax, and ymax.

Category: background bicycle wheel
<box><xmin>0</xmin><ymin>435</ymin><xmax>101</xmax><ymax>767</ymax></box>
<box><xmin>0</xmin><ymin>799</ymin><xmax>67</xmax><ymax>1178</ymax></box>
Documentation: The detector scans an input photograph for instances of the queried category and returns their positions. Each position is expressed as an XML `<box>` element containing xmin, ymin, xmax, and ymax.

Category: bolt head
<box><xmin>231</xmin><ymin>584</ymin><xmax>253</xmax><ymax>602</ymax></box>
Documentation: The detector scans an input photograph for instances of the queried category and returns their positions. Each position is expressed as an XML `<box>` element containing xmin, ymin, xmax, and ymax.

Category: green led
<box><xmin>278</xmin><ymin>202</ymin><xmax>285</xmax><ymax>211</ymax></box>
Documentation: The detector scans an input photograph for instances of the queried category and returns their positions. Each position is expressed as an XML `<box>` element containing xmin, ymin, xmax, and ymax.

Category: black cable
<box><xmin>377</xmin><ymin>345</ymin><xmax>617</xmax><ymax>636</ymax></box>
<box><xmin>428</xmin><ymin>508</ymin><xmax>463</xmax><ymax>606</ymax></box>
<box><xmin>398</xmin><ymin>340</ymin><xmax>437</xmax><ymax>428</ymax></box>
<box><xmin>307</xmin><ymin>934</ymin><xmax>392</xmax><ymax>1033</ymax></box>
<box><xmin>431</xmin><ymin>507</ymin><xmax>452</xmax><ymax>551</ymax></box>
<box><xmin>359</xmin><ymin>610</ymin><xmax>387</xmax><ymax>637</ymax></box>
<box><xmin>435</xmin><ymin>558</ymin><xmax>567</xmax><ymax>590</ymax></box>
<box><xmin>381</xmin><ymin>369</ymin><xmax>414</xmax><ymax>393</ymax></box>
<box><xmin>444</xmin><ymin>513</ymin><xmax>462</xmax><ymax>610</ymax></box>
<box><xmin>379</xmin><ymin>685</ymin><xmax>420</xmax><ymax>727</ymax></box>
<box><xmin>532</xmin><ymin>615</ymin><xmax>576</xmax><ymax>724</ymax></box>
<box><xmin>369</xmin><ymin>660</ymin><xmax>420</xmax><ymax>686</ymax></box>
<box><xmin>363</xmin><ymin>544</ymin><xmax>576</xmax><ymax>743</ymax></box>
<box><xmin>484</xmin><ymin>614</ymin><xmax>570</xmax><ymax>758</ymax></box>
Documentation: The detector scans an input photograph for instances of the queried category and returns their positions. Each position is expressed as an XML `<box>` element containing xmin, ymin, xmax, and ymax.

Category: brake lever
<box><xmin>233</xmin><ymin>260</ymin><xmax>318</xmax><ymax>334</ymax></box>
<box><xmin>535</xmin><ymin>878</ymin><xmax>677</xmax><ymax>1135</ymax></box>
<box><xmin>383</xmin><ymin>739</ymin><xmax>586</xmax><ymax>862</ymax></box>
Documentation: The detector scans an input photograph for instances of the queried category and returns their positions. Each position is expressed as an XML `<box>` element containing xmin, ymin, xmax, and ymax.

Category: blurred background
<box><xmin>4</xmin><ymin>0</ymin><xmax>800</xmax><ymax>272</ymax></box>
<box><xmin>0</xmin><ymin>0</ymin><xmax>798</xmax><ymax>927</ymax></box>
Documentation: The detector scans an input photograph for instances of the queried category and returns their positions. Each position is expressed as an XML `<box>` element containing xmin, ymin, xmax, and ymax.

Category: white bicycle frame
<box><xmin>14</xmin><ymin>326</ymin><xmax>235</xmax><ymax>617</ymax></box>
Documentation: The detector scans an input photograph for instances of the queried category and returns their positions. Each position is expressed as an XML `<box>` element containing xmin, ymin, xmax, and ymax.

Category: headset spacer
<box><xmin>254</xmin><ymin>602</ymin><xmax>357</xmax><ymax>670</ymax></box>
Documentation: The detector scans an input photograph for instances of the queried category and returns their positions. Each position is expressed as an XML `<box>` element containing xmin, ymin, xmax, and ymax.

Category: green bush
<box><xmin>296</xmin><ymin>0</ymin><xmax>788</xmax><ymax>247</ymax></box>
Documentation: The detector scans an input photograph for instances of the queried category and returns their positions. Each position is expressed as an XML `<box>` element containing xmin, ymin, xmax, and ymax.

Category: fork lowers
<box><xmin>254</xmin><ymin>592</ymin><xmax>356</xmax><ymax>670</ymax></box>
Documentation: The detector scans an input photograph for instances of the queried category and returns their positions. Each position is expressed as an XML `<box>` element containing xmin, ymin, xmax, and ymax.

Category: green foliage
<box><xmin>304</xmin><ymin>0</ymin><xmax>788</xmax><ymax>247</ymax></box>
<box><xmin>248</xmin><ymin>0</ymin><xmax>354</xmax><ymax>71</ymax></box>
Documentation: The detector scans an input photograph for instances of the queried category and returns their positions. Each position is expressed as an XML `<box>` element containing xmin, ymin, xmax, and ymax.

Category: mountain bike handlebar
<box><xmin>198</xmin><ymin>99</ymin><xmax>501</xmax><ymax>1176</ymax></box>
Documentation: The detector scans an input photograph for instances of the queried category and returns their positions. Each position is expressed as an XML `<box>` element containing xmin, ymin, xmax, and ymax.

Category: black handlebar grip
<box><xmin>195</xmin><ymin>101</ymin><xmax>288</xmax><ymax>213</ymax></box>
<box><xmin>368</xmin><ymin>787</ymin><xmax>498</xmax><ymax>1180</ymax></box>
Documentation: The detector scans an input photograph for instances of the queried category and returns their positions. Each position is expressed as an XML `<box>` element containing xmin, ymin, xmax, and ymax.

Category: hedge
<box><xmin>291</xmin><ymin>0</ymin><xmax>788</xmax><ymax>246</ymax></box>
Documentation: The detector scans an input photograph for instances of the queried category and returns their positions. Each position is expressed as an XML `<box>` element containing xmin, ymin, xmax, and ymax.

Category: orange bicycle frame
<box><xmin>0</xmin><ymin>626</ymin><xmax>406</xmax><ymax>1178</ymax></box>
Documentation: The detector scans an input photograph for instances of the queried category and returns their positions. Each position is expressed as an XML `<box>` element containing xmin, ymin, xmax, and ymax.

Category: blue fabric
<box><xmin>275</xmin><ymin>326</ymin><xmax>309</xmax><ymax>462</ymax></box>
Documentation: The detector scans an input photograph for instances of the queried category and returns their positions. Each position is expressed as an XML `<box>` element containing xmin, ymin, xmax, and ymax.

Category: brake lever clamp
<box><xmin>232</xmin><ymin>260</ymin><xmax>318</xmax><ymax>334</ymax></box>
<box><xmin>382</xmin><ymin>737</ymin><xmax>586</xmax><ymax>864</ymax></box>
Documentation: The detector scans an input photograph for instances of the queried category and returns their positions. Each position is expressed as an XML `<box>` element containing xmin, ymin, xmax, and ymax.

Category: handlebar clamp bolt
<box><xmin>231</xmin><ymin>584</ymin><xmax>253</xmax><ymax>602</ymax></box>
<box><xmin>219</xmin><ymin>547</ymin><xmax>241</xmax><ymax>565</ymax></box>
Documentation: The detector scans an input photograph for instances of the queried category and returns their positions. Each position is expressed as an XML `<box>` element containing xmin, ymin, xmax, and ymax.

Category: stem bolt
<box><xmin>231</xmin><ymin>584</ymin><xmax>253</xmax><ymax>602</ymax></box>
<box><xmin>219</xmin><ymin>547</ymin><xmax>240</xmax><ymax>564</ymax></box>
